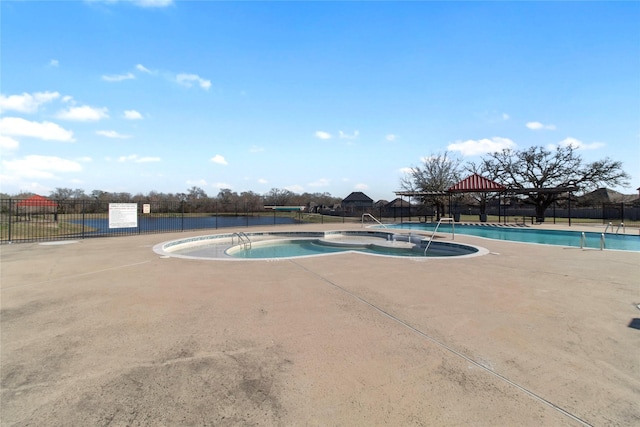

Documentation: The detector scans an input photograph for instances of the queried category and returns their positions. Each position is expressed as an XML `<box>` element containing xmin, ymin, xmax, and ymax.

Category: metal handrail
<box><xmin>232</xmin><ymin>232</ymin><xmax>251</xmax><ymax>249</ymax></box>
<box><xmin>424</xmin><ymin>217</ymin><xmax>455</xmax><ymax>255</ymax></box>
<box><xmin>604</xmin><ymin>222</ymin><xmax>625</xmax><ymax>235</ymax></box>
<box><xmin>361</xmin><ymin>213</ymin><xmax>386</xmax><ymax>228</ymax></box>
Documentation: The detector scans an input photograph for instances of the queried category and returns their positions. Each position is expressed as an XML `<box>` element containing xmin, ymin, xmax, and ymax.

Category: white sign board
<box><xmin>109</xmin><ymin>203</ymin><xmax>138</xmax><ymax>228</ymax></box>
<box><xmin>143</xmin><ymin>204</ymin><xmax>151</xmax><ymax>214</ymax></box>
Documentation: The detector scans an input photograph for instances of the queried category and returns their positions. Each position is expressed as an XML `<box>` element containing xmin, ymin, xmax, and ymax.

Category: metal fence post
<box><xmin>7</xmin><ymin>199</ymin><xmax>12</xmax><ymax>242</ymax></box>
<box><xmin>82</xmin><ymin>199</ymin><xmax>86</xmax><ymax>239</ymax></box>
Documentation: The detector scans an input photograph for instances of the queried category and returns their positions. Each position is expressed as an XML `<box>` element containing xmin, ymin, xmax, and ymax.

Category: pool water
<box><xmin>226</xmin><ymin>239</ymin><xmax>477</xmax><ymax>259</ymax></box>
<box><xmin>155</xmin><ymin>231</ymin><xmax>486</xmax><ymax>260</ymax></box>
<box><xmin>381</xmin><ymin>223</ymin><xmax>640</xmax><ymax>251</ymax></box>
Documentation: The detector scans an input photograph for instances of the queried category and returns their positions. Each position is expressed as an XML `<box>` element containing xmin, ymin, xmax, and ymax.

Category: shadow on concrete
<box><xmin>628</xmin><ymin>318</ymin><xmax>640</xmax><ymax>330</ymax></box>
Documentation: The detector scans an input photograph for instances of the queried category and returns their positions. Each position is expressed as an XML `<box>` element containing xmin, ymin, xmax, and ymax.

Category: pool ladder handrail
<box><xmin>424</xmin><ymin>217</ymin><xmax>455</xmax><ymax>256</ymax></box>
<box><xmin>580</xmin><ymin>232</ymin><xmax>606</xmax><ymax>251</ymax></box>
<box><xmin>362</xmin><ymin>213</ymin><xmax>387</xmax><ymax>228</ymax></box>
<box><xmin>232</xmin><ymin>232</ymin><xmax>252</xmax><ymax>249</ymax></box>
<box><xmin>604</xmin><ymin>222</ymin><xmax>625</xmax><ymax>235</ymax></box>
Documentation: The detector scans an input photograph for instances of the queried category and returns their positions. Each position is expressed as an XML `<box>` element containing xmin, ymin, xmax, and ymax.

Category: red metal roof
<box><xmin>16</xmin><ymin>195</ymin><xmax>58</xmax><ymax>207</ymax></box>
<box><xmin>448</xmin><ymin>174</ymin><xmax>506</xmax><ymax>192</ymax></box>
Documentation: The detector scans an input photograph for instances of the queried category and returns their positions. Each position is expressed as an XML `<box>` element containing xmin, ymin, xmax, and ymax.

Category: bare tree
<box><xmin>216</xmin><ymin>188</ymin><xmax>239</xmax><ymax>213</ymax></box>
<box><xmin>401</xmin><ymin>152</ymin><xmax>462</xmax><ymax>219</ymax></box>
<box><xmin>483</xmin><ymin>145</ymin><xmax>630</xmax><ymax>221</ymax></box>
<box><xmin>239</xmin><ymin>191</ymin><xmax>263</xmax><ymax>212</ymax></box>
<box><xmin>264</xmin><ymin>188</ymin><xmax>294</xmax><ymax>206</ymax></box>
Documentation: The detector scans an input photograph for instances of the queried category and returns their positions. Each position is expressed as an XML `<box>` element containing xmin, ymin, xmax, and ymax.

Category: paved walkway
<box><xmin>1</xmin><ymin>223</ymin><xmax>639</xmax><ymax>426</ymax></box>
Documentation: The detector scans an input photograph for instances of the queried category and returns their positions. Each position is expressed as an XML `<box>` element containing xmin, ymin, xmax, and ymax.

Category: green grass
<box><xmin>0</xmin><ymin>219</ymin><xmax>95</xmax><ymax>241</ymax></box>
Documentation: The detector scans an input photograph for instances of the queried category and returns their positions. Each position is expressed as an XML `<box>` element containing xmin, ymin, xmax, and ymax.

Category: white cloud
<box><xmin>257</xmin><ymin>178</ymin><xmax>268</xmax><ymax>184</ymax></box>
<box><xmin>133</xmin><ymin>0</ymin><xmax>173</xmax><ymax>7</ymax></box>
<box><xmin>385</xmin><ymin>134</ymin><xmax>398</xmax><ymax>142</ymax></box>
<box><xmin>49</xmin><ymin>59</ymin><xmax>59</xmax><ymax>67</ymax></box>
<box><xmin>314</xmin><ymin>131</ymin><xmax>332</xmax><ymax>140</ymax></box>
<box><xmin>0</xmin><ymin>91</ymin><xmax>60</xmax><ymax>113</ymax></box>
<box><xmin>102</xmin><ymin>72</ymin><xmax>135</xmax><ymax>82</ymax></box>
<box><xmin>308</xmin><ymin>178</ymin><xmax>330</xmax><ymax>187</ymax></box>
<box><xmin>0</xmin><ymin>117</ymin><xmax>75</xmax><ymax>141</ymax></box>
<box><xmin>502</xmin><ymin>113</ymin><xmax>510</xmax><ymax>120</ymax></box>
<box><xmin>338</xmin><ymin>130</ymin><xmax>359</xmax><ymax>140</ymax></box>
<box><xmin>96</xmin><ymin>130</ymin><xmax>131</xmax><ymax>139</ymax></box>
<box><xmin>123</xmin><ymin>110</ymin><xmax>143</xmax><ymax>120</ymax></box>
<box><xmin>118</xmin><ymin>154</ymin><xmax>161</xmax><ymax>163</ymax></box>
<box><xmin>0</xmin><ymin>135</ymin><xmax>20</xmax><ymax>152</ymax></box>
<box><xmin>57</xmin><ymin>105</ymin><xmax>109</xmax><ymax>121</ymax></box>
<box><xmin>176</xmin><ymin>73</ymin><xmax>211</xmax><ymax>90</ymax></box>
<box><xmin>399</xmin><ymin>167</ymin><xmax>413</xmax><ymax>174</ymax></box>
<box><xmin>249</xmin><ymin>145</ymin><xmax>265</xmax><ymax>153</ymax></box>
<box><xmin>2</xmin><ymin>155</ymin><xmax>82</xmax><ymax>179</ymax></box>
<box><xmin>551</xmin><ymin>137</ymin><xmax>605</xmax><ymax>151</ymax></box>
<box><xmin>354</xmin><ymin>183</ymin><xmax>369</xmax><ymax>190</ymax></box>
<box><xmin>286</xmin><ymin>184</ymin><xmax>304</xmax><ymax>193</ymax></box>
<box><xmin>447</xmin><ymin>137</ymin><xmax>516</xmax><ymax>156</ymax></box>
<box><xmin>526</xmin><ymin>121</ymin><xmax>556</xmax><ymax>130</ymax></box>
<box><xmin>213</xmin><ymin>182</ymin><xmax>232</xmax><ymax>189</ymax></box>
<box><xmin>210</xmin><ymin>154</ymin><xmax>228</xmax><ymax>165</ymax></box>
<box><xmin>136</xmin><ymin>64</ymin><xmax>152</xmax><ymax>73</ymax></box>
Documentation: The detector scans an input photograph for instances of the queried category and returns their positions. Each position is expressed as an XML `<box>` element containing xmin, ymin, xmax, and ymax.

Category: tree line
<box><xmin>0</xmin><ymin>187</ymin><xmax>343</xmax><ymax>214</ymax></box>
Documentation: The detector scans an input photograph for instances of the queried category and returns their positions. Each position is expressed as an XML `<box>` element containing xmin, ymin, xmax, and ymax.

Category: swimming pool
<box><xmin>378</xmin><ymin>223</ymin><xmax>640</xmax><ymax>251</ymax></box>
<box><xmin>154</xmin><ymin>230</ymin><xmax>488</xmax><ymax>260</ymax></box>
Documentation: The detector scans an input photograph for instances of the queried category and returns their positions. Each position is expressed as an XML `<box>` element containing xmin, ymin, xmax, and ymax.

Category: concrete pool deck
<box><xmin>1</xmin><ymin>223</ymin><xmax>639</xmax><ymax>426</ymax></box>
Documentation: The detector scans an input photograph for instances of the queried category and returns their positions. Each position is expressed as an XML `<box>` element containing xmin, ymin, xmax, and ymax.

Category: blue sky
<box><xmin>1</xmin><ymin>0</ymin><xmax>638</xmax><ymax>201</ymax></box>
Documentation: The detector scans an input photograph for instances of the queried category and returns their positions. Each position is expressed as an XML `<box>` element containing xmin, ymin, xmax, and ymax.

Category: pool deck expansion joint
<box><xmin>289</xmin><ymin>258</ymin><xmax>594</xmax><ymax>427</ymax></box>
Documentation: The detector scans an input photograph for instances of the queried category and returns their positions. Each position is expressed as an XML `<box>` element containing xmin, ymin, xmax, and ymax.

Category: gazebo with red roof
<box><xmin>16</xmin><ymin>195</ymin><xmax>58</xmax><ymax>221</ymax></box>
<box><xmin>448</xmin><ymin>174</ymin><xmax>506</xmax><ymax>222</ymax></box>
<box><xmin>395</xmin><ymin>174</ymin><xmax>507</xmax><ymax>222</ymax></box>
<box><xmin>448</xmin><ymin>173</ymin><xmax>506</xmax><ymax>193</ymax></box>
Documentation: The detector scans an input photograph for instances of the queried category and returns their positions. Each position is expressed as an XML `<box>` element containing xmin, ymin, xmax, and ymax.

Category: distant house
<box><xmin>384</xmin><ymin>198</ymin><xmax>411</xmax><ymax>218</ymax></box>
<box><xmin>576</xmin><ymin>188</ymin><xmax>637</xmax><ymax>206</ymax></box>
<box><xmin>373</xmin><ymin>200</ymin><xmax>389</xmax><ymax>209</ymax></box>
<box><xmin>342</xmin><ymin>192</ymin><xmax>373</xmax><ymax>213</ymax></box>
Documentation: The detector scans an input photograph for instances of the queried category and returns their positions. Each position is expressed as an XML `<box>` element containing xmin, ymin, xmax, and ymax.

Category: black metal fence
<box><xmin>336</xmin><ymin>204</ymin><xmax>640</xmax><ymax>223</ymax></box>
<box><xmin>2</xmin><ymin>198</ymin><xmax>638</xmax><ymax>243</ymax></box>
<box><xmin>0</xmin><ymin>199</ymin><xmax>315</xmax><ymax>243</ymax></box>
